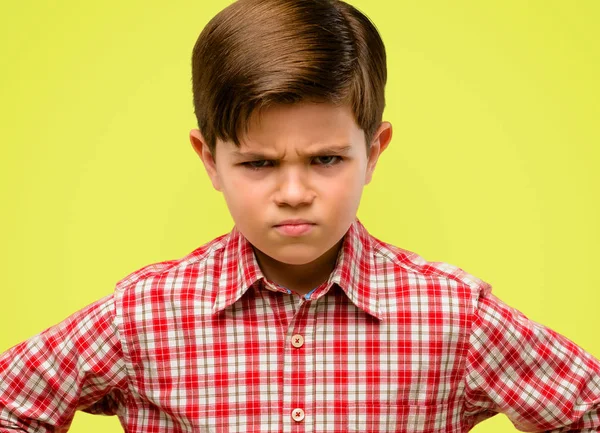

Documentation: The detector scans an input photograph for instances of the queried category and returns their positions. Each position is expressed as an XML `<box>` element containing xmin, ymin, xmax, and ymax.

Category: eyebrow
<box><xmin>231</xmin><ymin>145</ymin><xmax>353</xmax><ymax>159</ymax></box>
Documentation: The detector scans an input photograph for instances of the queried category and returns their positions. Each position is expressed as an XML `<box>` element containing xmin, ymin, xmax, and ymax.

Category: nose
<box><xmin>274</xmin><ymin>166</ymin><xmax>315</xmax><ymax>207</ymax></box>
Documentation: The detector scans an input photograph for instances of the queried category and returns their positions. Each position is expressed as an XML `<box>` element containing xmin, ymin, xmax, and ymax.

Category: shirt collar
<box><xmin>212</xmin><ymin>217</ymin><xmax>382</xmax><ymax>320</ymax></box>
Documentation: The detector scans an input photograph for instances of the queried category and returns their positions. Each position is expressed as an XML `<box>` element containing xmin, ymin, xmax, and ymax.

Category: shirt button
<box><xmin>291</xmin><ymin>408</ymin><xmax>305</xmax><ymax>422</ymax></box>
<box><xmin>291</xmin><ymin>334</ymin><xmax>304</xmax><ymax>348</ymax></box>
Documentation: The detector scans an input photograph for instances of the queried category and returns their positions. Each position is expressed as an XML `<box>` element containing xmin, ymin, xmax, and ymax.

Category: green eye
<box><xmin>244</xmin><ymin>160</ymin><xmax>271</xmax><ymax>169</ymax></box>
<box><xmin>315</xmin><ymin>156</ymin><xmax>339</xmax><ymax>165</ymax></box>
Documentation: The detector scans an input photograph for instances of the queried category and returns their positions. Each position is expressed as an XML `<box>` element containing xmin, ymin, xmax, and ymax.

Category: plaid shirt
<box><xmin>1</xmin><ymin>217</ymin><xmax>599</xmax><ymax>432</ymax></box>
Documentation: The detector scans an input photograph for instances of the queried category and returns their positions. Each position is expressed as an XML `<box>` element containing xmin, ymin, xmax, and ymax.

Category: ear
<box><xmin>365</xmin><ymin>121</ymin><xmax>393</xmax><ymax>185</ymax></box>
<box><xmin>189</xmin><ymin>129</ymin><xmax>222</xmax><ymax>191</ymax></box>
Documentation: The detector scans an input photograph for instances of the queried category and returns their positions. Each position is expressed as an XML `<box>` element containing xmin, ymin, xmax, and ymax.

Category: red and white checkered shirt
<box><xmin>1</xmin><ymin>217</ymin><xmax>600</xmax><ymax>432</ymax></box>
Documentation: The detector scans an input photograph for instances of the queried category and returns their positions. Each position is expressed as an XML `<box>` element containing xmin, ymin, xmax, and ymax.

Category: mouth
<box><xmin>274</xmin><ymin>220</ymin><xmax>315</xmax><ymax>227</ymax></box>
<box><xmin>273</xmin><ymin>223</ymin><xmax>315</xmax><ymax>236</ymax></box>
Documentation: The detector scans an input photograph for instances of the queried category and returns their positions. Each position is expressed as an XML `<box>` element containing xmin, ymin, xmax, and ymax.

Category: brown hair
<box><xmin>191</xmin><ymin>0</ymin><xmax>387</xmax><ymax>159</ymax></box>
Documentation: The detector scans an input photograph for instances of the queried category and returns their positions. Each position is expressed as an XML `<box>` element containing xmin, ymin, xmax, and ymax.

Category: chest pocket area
<box><xmin>347</xmin><ymin>403</ymin><xmax>451</xmax><ymax>433</ymax></box>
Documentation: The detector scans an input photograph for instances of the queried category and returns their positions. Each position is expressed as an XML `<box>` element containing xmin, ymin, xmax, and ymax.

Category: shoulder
<box><xmin>113</xmin><ymin>232</ymin><xmax>230</xmax><ymax>301</ymax></box>
<box><xmin>369</xmin><ymin>234</ymin><xmax>492</xmax><ymax>312</ymax></box>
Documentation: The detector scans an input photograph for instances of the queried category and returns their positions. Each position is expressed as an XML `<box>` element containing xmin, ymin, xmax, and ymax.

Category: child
<box><xmin>1</xmin><ymin>0</ymin><xmax>599</xmax><ymax>431</ymax></box>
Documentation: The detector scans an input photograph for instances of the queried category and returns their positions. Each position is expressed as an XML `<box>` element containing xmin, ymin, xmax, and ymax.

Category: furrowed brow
<box><xmin>231</xmin><ymin>150</ymin><xmax>273</xmax><ymax>160</ymax></box>
<box><xmin>232</xmin><ymin>145</ymin><xmax>352</xmax><ymax>159</ymax></box>
<box><xmin>310</xmin><ymin>145</ymin><xmax>352</xmax><ymax>156</ymax></box>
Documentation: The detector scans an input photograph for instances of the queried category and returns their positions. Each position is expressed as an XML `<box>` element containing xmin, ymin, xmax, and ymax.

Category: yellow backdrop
<box><xmin>1</xmin><ymin>1</ymin><xmax>598</xmax><ymax>432</ymax></box>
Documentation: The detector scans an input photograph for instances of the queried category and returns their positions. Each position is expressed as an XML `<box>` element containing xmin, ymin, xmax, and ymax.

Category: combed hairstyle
<box><xmin>191</xmin><ymin>0</ymin><xmax>387</xmax><ymax>159</ymax></box>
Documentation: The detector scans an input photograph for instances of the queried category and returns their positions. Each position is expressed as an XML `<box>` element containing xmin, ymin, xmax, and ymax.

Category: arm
<box><xmin>463</xmin><ymin>292</ymin><xmax>600</xmax><ymax>432</ymax></box>
<box><xmin>0</xmin><ymin>294</ymin><xmax>128</xmax><ymax>432</ymax></box>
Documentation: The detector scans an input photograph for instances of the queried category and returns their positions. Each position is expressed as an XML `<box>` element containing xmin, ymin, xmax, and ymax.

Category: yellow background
<box><xmin>1</xmin><ymin>1</ymin><xmax>599</xmax><ymax>431</ymax></box>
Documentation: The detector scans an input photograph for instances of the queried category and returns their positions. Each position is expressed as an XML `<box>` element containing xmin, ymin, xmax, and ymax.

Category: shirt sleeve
<box><xmin>463</xmin><ymin>292</ymin><xmax>600</xmax><ymax>432</ymax></box>
<box><xmin>0</xmin><ymin>294</ymin><xmax>129</xmax><ymax>433</ymax></box>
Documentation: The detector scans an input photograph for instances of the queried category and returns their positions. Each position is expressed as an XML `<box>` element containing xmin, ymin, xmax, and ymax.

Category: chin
<box><xmin>269</xmin><ymin>246</ymin><xmax>324</xmax><ymax>265</ymax></box>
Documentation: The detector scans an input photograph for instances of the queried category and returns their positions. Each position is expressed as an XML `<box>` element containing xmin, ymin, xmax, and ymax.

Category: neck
<box><xmin>253</xmin><ymin>239</ymin><xmax>343</xmax><ymax>296</ymax></box>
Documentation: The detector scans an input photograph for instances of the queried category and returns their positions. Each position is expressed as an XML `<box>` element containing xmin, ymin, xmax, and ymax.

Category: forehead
<box><xmin>222</xmin><ymin>102</ymin><xmax>364</xmax><ymax>157</ymax></box>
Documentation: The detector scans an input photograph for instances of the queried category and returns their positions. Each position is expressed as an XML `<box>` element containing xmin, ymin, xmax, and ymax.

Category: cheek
<box><xmin>323</xmin><ymin>170</ymin><xmax>364</xmax><ymax>205</ymax></box>
<box><xmin>337</xmin><ymin>164</ymin><xmax>365</xmax><ymax>192</ymax></box>
<box><xmin>222</xmin><ymin>174</ymin><xmax>265</xmax><ymax>210</ymax></box>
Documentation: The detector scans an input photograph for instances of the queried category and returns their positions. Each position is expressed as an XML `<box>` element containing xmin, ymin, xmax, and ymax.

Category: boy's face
<box><xmin>190</xmin><ymin>102</ymin><xmax>391</xmax><ymax>270</ymax></box>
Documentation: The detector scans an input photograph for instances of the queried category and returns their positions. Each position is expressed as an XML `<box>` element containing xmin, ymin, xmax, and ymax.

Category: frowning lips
<box><xmin>274</xmin><ymin>219</ymin><xmax>315</xmax><ymax>226</ymax></box>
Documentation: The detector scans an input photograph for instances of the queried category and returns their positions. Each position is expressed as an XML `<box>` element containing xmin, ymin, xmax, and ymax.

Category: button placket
<box><xmin>282</xmin><ymin>301</ymin><xmax>316</xmax><ymax>431</ymax></box>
